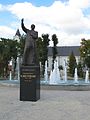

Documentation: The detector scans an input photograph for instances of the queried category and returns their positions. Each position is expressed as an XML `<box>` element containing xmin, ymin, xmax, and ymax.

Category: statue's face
<box><xmin>31</xmin><ymin>24</ymin><xmax>35</xmax><ymax>30</ymax></box>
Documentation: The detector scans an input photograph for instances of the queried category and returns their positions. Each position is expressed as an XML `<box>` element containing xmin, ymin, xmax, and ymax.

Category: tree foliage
<box><xmin>77</xmin><ymin>61</ymin><xmax>83</xmax><ymax>78</ymax></box>
<box><xmin>19</xmin><ymin>34</ymin><xmax>25</xmax><ymax>56</ymax></box>
<box><xmin>52</xmin><ymin>34</ymin><xmax>58</xmax><ymax>69</ymax></box>
<box><xmin>36</xmin><ymin>37</ymin><xmax>43</xmax><ymax>62</ymax></box>
<box><xmin>0</xmin><ymin>38</ymin><xmax>19</xmax><ymax>77</ymax></box>
<box><xmin>80</xmin><ymin>38</ymin><xmax>90</xmax><ymax>68</ymax></box>
<box><xmin>37</xmin><ymin>34</ymin><xmax>50</xmax><ymax>74</ymax></box>
<box><xmin>42</xmin><ymin>34</ymin><xmax>50</xmax><ymax>65</ymax></box>
<box><xmin>68</xmin><ymin>51</ymin><xmax>77</xmax><ymax>77</ymax></box>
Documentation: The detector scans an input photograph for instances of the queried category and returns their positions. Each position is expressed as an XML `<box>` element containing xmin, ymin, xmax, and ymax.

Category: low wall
<box><xmin>41</xmin><ymin>84</ymin><xmax>90</xmax><ymax>91</ymax></box>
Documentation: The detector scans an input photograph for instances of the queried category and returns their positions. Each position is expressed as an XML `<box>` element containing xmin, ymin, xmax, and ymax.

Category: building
<box><xmin>13</xmin><ymin>29</ymin><xmax>81</xmax><ymax>72</ymax></box>
<box><xmin>48</xmin><ymin>46</ymin><xmax>80</xmax><ymax>71</ymax></box>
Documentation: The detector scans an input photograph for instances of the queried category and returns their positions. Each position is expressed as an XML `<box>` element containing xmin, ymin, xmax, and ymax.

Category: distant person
<box><xmin>21</xmin><ymin>18</ymin><xmax>38</xmax><ymax>65</ymax></box>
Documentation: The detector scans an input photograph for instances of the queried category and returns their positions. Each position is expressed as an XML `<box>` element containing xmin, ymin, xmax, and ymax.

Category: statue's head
<box><xmin>31</xmin><ymin>24</ymin><xmax>35</xmax><ymax>30</ymax></box>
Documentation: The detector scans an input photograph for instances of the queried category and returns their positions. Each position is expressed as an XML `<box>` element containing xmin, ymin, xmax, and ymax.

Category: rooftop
<box><xmin>48</xmin><ymin>46</ymin><xmax>80</xmax><ymax>56</ymax></box>
<box><xmin>15</xmin><ymin>29</ymin><xmax>21</xmax><ymax>37</ymax></box>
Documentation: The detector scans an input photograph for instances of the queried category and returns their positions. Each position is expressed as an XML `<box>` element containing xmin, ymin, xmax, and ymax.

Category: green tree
<box><xmin>77</xmin><ymin>61</ymin><xmax>83</xmax><ymax>78</ymax></box>
<box><xmin>42</xmin><ymin>34</ymin><xmax>50</xmax><ymax>65</ymax></box>
<box><xmin>52</xmin><ymin>34</ymin><xmax>58</xmax><ymax>69</ymax></box>
<box><xmin>9</xmin><ymin>40</ymin><xmax>19</xmax><ymax>72</ymax></box>
<box><xmin>0</xmin><ymin>38</ymin><xmax>13</xmax><ymax>77</ymax></box>
<box><xmin>68</xmin><ymin>51</ymin><xmax>77</xmax><ymax>77</ymax></box>
<box><xmin>37</xmin><ymin>34</ymin><xmax>50</xmax><ymax>75</ymax></box>
<box><xmin>80</xmin><ymin>38</ymin><xmax>90</xmax><ymax>68</ymax></box>
<box><xmin>0</xmin><ymin>40</ymin><xmax>5</xmax><ymax>77</ymax></box>
<box><xmin>36</xmin><ymin>37</ymin><xmax>43</xmax><ymax>62</ymax></box>
<box><xmin>0</xmin><ymin>38</ymin><xmax>20</xmax><ymax>78</ymax></box>
<box><xmin>19</xmin><ymin>34</ymin><xmax>25</xmax><ymax>57</ymax></box>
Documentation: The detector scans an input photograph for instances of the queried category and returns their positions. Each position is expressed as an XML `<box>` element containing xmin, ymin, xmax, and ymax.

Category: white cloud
<box><xmin>0</xmin><ymin>26</ymin><xmax>15</xmax><ymax>39</ymax></box>
<box><xmin>0</xmin><ymin>0</ymin><xmax>90</xmax><ymax>46</ymax></box>
<box><xmin>68</xmin><ymin>0</ymin><xmax>90</xmax><ymax>8</ymax></box>
<box><xmin>0</xmin><ymin>4</ymin><xmax>2</xmax><ymax>10</ymax></box>
<box><xmin>59</xmin><ymin>33</ymin><xmax>90</xmax><ymax>46</ymax></box>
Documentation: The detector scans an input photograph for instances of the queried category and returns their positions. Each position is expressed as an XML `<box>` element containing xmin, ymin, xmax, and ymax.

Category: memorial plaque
<box><xmin>20</xmin><ymin>65</ymin><xmax>40</xmax><ymax>101</ymax></box>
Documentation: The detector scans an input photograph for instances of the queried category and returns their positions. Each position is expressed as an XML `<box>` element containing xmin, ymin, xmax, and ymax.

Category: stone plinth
<box><xmin>20</xmin><ymin>65</ymin><xmax>40</xmax><ymax>101</ymax></box>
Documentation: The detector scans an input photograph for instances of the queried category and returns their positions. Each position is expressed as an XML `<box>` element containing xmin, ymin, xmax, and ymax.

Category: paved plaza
<box><xmin>0</xmin><ymin>84</ymin><xmax>90</xmax><ymax>120</ymax></box>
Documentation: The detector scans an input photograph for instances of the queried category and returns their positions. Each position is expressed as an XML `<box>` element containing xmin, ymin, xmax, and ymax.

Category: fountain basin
<box><xmin>0</xmin><ymin>80</ymin><xmax>90</xmax><ymax>91</ymax></box>
<box><xmin>40</xmin><ymin>80</ymin><xmax>90</xmax><ymax>91</ymax></box>
<box><xmin>41</xmin><ymin>84</ymin><xmax>90</xmax><ymax>91</ymax></box>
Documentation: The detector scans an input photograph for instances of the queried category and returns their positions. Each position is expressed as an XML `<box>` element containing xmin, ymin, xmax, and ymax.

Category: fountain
<box><xmin>14</xmin><ymin>57</ymin><xmax>20</xmax><ymax>81</ymax></box>
<box><xmin>9</xmin><ymin>60</ymin><xmax>12</xmax><ymax>81</ymax></box>
<box><xmin>85</xmin><ymin>70</ymin><xmax>89</xmax><ymax>83</ymax></box>
<box><xmin>1</xmin><ymin>58</ymin><xmax>90</xmax><ymax>90</ymax></box>
<box><xmin>49</xmin><ymin>60</ymin><xmax>61</xmax><ymax>85</ymax></box>
<box><xmin>64</xmin><ymin>60</ymin><xmax>67</xmax><ymax>83</ymax></box>
<box><xmin>74</xmin><ymin>68</ymin><xmax>79</xmax><ymax>84</ymax></box>
<box><xmin>44</xmin><ymin>61</ymin><xmax>48</xmax><ymax>83</ymax></box>
<box><xmin>17</xmin><ymin>57</ymin><xmax>20</xmax><ymax>81</ymax></box>
<box><xmin>41</xmin><ymin>60</ymin><xmax>90</xmax><ymax>90</ymax></box>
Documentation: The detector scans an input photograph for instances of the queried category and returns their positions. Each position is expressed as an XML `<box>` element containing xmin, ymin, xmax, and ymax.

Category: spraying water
<box><xmin>44</xmin><ymin>61</ymin><xmax>48</xmax><ymax>83</ymax></box>
<box><xmin>85</xmin><ymin>70</ymin><xmax>89</xmax><ymax>83</ymax></box>
<box><xmin>9</xmin><ymin>60</ymin><xmax>12</xmax><ymax>81</ymax></box>
<box><xmin>64</xmin><ymin>60</ymin><xmax>67</xmax><ymax>83</ymax></box>
<box><xmin>49</xmin><ymin>60</ymin><xmax>60</xmax><ymax>84</ymax></box>
<box><xmin>74</xmin><ymin>68</ymin><xmax>79</xmax><ymax>83</ymax></box>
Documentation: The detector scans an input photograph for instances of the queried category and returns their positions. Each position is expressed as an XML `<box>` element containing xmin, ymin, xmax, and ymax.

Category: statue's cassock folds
<box><xmin>20</xmin><ymin>65</ymin><xmax>40</xmax><ymax>101</ymax></box>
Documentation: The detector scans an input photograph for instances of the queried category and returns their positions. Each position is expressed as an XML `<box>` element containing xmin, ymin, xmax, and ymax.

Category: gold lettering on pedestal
<box><xmin>21</xmin><ymin>72</ymin><xmax>36</xmax><ymax>82</ymax></box>
<box><xmin>21</xmin><ymin>74</ymin><xmax>36</xmax><ymax>78</ymax></box>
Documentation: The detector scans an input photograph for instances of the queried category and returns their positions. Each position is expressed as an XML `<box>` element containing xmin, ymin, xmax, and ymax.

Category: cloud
<box><xmin>0</xmin><ymin>4</ymin><xmax>2</xmax><ymax>10</ymax></box>
<box><xmin>68</xmin><ymin>0</ymin><xmax>90</xmax><ymax>8</ymax></box>
<box><xmin>0</xmin><ymin>26</ymin><xmax>15</xmax><ymax>39</ymax></box>
<box><xmin>7</xmin><ymin>1</ymin><xmax>90</xmax><ymax>32</ymax></box>
<box><xmin>0</xmin><ymin>0</ymin><xmax>90</xmax><ymax>46</ymax></box>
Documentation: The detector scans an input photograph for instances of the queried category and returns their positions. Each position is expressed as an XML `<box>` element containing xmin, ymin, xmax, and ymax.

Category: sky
<box><xmin>0</xmin><ymin>0</ymin><xmax>90</xmax><ymax>46</ymax></box>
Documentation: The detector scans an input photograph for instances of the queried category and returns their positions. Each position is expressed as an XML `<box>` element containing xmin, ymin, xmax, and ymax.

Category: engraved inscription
<box><xmin>22</xmin><ymin>68</ymin><xmax>36</xmax><ymax>72</ymax></box>
<box><xmin>21</xmin><ymin>72</ymin><xmax>36</xmax><ymax>82</ymax></box>
<box><xmin>21</xmin><ymin>74</ymin><xmax>36</xmax><ymax>79</ymax></box>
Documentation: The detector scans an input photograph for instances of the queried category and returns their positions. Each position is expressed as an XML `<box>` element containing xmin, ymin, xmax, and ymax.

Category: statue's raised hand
<box><xmin>21</xmin><ymin>18</ymin><xmax>24</xmax><ymax>23</ymax></box>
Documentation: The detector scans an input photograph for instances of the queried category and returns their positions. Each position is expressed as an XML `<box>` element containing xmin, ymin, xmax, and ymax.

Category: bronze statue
<box><xmin>21</xmin><ymin>19</ymin><xmax>38</xmax><ymax>65</ymax></box>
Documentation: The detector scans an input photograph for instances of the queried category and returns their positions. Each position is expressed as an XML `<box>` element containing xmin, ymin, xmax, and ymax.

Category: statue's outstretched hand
<box><xmin>21</xmin><ymin>18</ymin><xmax>24</xmax><ymax>23</ymax></box>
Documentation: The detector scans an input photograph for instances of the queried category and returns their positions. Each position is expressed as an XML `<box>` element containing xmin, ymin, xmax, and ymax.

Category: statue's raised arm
<box><xmin>21</xmin><ymin>18</ymin><xmax>28</xmax><ymax>33</ymax></box>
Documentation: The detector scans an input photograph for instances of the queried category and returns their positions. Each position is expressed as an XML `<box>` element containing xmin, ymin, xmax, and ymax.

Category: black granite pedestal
<box><xmin>20</xmin><ymin>65</ymin><xmax>40</xmax><ymax>101</ymax></box>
